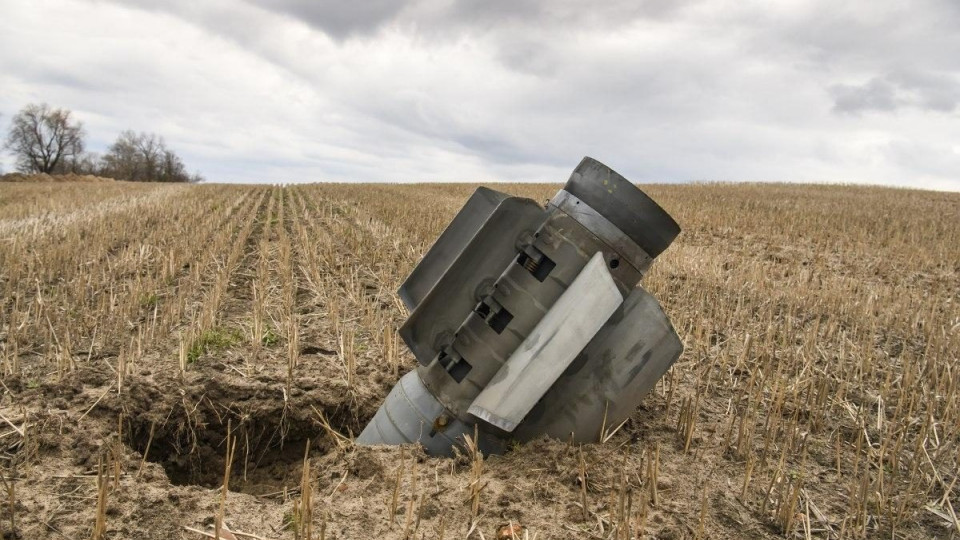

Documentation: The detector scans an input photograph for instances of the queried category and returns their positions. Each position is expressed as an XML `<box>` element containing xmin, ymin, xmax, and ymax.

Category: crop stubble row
<box><xmin>0</xmin><ymin>181</ymin><xmax>957</xmax><ymax>539</ymax></box>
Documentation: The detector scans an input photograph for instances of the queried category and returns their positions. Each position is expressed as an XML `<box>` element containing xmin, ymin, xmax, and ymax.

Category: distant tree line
<box><xmin>3</xmin><ymin>103</ymin><xmax>203</xmax><ymax>182</ymax></box>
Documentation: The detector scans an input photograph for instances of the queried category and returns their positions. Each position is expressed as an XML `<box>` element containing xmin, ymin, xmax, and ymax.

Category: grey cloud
<box><xmin>831</xmin><ymin>72</ymin><xmax>960</xmax><ymax>114</ymax></box>
<box><xmin>898</xmin><ymin>71</ymin><xmax>960</xmax><ymax>112</ymax></box>
<box><xmin>761</xmin><ymin>0</ymin><xmax>960</xmax><ymax>73</ymax></box>
<box><xmin>246</xmin><ymin>0</ymin><xmax>407</xmax><ymax>39</ymax></box>
<box><xmin>231</xmin><ymin>0</ymin><xmax>695</xmax><ymax>43</ymax></box>
<box><xmin>422</xmin><ymin>0</ymin><xmax>696</xmax><ymax>30</ymax></box>
<box><xmin>830</xmin><ymin>78</ymin><xmax>900</xmax><ymax>114</ymax></box>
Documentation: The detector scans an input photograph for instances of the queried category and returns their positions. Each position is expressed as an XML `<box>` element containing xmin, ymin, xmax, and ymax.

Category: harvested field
<box><xmin>0</xmin><ymin>172</ymin><xmax>115</xmax><ymax>183</ymax></box>
<box><xmin>0</xmin><ymin>181</ymin><xmax>958</xmax><ymax>539</ymax></box>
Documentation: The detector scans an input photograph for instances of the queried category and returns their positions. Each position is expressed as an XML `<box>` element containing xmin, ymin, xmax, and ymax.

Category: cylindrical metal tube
<box><xmin>355</xmin><ymin>370</ymin><xmax>505</xmax><ymax>456</ymax></box>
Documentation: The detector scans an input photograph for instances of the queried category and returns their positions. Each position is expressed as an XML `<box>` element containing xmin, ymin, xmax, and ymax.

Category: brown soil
<box><xmin>3</xmin><ymin>355</ymin><xmax>758</xmax><ymax>540</ymax></box>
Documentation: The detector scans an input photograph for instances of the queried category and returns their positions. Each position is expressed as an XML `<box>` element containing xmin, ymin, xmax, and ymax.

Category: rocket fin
<box><xmin>511</xmin><ymin>285</ymin><xmax>683</xmax><ymax>442</ymax></box>
<box><xmin>467</xmin><ymin>252</ymin><xmax>623</xmax><ymax>432</ymax></box>
<box><xmin>399</xmin><ymin>191</ymin><xmax>546</xmax><ymax>365</ymax></box>
<box><xmin>398</xmin><ymin>187</ymin><xmax>512</xmax><ymax>312</ymax></box>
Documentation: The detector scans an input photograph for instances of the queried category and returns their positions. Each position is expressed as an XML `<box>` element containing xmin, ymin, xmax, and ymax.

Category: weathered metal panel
<box><xmin>512</xmin><ymin>285</ymin><xmax>683</xmax><ymax>443</ymax></box>
<box><xmin>417</xmin><ymin>210</ymin><xmax>638</xmax><ymax>419</ymax></box>
<box><xmin>399</xmin><ymin>194</ymin><xmax>546</xmax><ymax>365</ymax></box>
<box><xmin>467</xmin><ymin>253</ymin><xmax>624</xmax><ymax>432</ymax></box>
<box><xmin>397</xmin><ymin>187</ymin><xmax>513</xmax><ymax>312</ymax></box>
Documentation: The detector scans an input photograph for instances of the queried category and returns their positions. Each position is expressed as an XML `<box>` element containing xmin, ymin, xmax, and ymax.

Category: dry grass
<box><xmin>0</xmin><ymin>181</ymin><xmax>957</xmax><ymax>539</ymax></box>
<box><xmin>0</xmin><ymin>172</ymin><xmax>115</xmax><ymax>184</ymax></box>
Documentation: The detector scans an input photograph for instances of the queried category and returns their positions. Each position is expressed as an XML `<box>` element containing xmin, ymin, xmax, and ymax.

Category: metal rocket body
<box><xmin>356</xmin><ymin>157</ymin><xmax>684</xmax><ymax>456</ymax></box>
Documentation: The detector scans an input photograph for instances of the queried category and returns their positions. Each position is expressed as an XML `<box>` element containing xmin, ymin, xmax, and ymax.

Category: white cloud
<box><xmin>0</xmin><ymin>0</ymin><xmax>958</xmax><ymax>189</ymax></box>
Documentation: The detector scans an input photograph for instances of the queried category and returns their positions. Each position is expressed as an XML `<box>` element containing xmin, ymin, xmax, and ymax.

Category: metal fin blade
<box><xmin>511</xmin><ymin>284</ymin><xmax>683</xmax><ymax>442</ymax></box>
<box><xmin>399</xmin><ymin>194</ymin><xmax>546</xmax><ymax>365</ymax></box>
<box><xmin>467</xmin><ymin>252</ymin><xmax>623</xmax><ymax>431</ymax></box>
<box><xmin>398</xmin><ymin>187</ymin><xmax>512</xmax><ymax>312</ymax></box>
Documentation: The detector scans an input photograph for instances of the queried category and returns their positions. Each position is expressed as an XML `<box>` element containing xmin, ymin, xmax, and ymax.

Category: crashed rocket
<box><xmin>356</xmin><ymin>157</ymin><xmax>683</xmax><ymax>456</ymax></box>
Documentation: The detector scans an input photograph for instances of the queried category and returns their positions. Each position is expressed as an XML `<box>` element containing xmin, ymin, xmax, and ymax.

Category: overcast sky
<box><xmin>1</xmin><ymin>0</ymin><xmax>958</xmax><ymax>189</ymax></box>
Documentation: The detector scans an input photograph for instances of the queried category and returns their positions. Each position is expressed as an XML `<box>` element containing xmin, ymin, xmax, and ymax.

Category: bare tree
<box><xmin>100</xmin><ymin>130</ymin><xmax>201</xmax><ymax>182</ymax></box>
<box><xmin>100</xmin><ymin>130</ymin><xmax>141</xmax><ymax>180</ymax></box>
<box><xmin>54</xmin><ymin>151</ymin><xmax>102</xmax><ymax>176</ymax></box>
<box><xmin>4</xmin><ymin>103</ymin><xmax>85</xmax><ymax>173</ymax></box>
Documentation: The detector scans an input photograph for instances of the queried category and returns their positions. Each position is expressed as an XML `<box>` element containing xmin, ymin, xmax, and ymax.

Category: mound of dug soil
<box><xmin>0</xmin><ymin>172</ymin><xmax>115</xmax><ymax>183</ymax></box>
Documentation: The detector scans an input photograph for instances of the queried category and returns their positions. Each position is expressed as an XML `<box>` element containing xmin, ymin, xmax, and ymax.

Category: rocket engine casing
<box><xmin>356</xmin><ymin>157</ymin><xmax>683</xmax><ymax>456</ymax></box>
